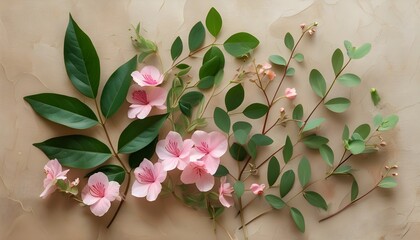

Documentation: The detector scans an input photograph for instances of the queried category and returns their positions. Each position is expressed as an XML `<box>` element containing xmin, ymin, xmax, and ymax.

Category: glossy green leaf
<box><xmin>292</xmin><ymin>104</ymin><xmax>304</xmax><ymax>127</ymax></box>
<box><xmin>319</xmin><ymin>144</ymin><xmax>334</xmax><ymax>167</ymax></box>
<box><xmin>137</xmin><ymin>51</ymin><xmax>153</xmax><ymax>63</ymax></box>
<box><xmin>283</xmin><ymin>136</ymin><xmax>293</xmax><ymax>163</ymax></box>
<box><xmin>197</xmin><ymin>76</ymin><xmax>215</xmax><ymax>90</ymax></box>
<box><xmin>267</xmin><ymin>157</ymin><xmax>280</xmax><ymax>186</ymax></box>
<box><xmin>325</xmin><ymin>97</ymin><xmax>351</xmax><ymax>113</ymax></box>
<box><xmin>332</xmin><ymin>48</ymin><xmax>344</xmax><ymax>76</ymax></box>
<box><xmin>232</xmin><ymin>121</ymin><xmax>252</xmax><ymax>144</ymax></box>
<box><xmin>269</xmin><ymin>55</ymin><xmax>286</xmax><ymax>66</ymax></box>
<box><xmin>214</xmin><ymin>107</ymin><xmax>230</xmax><ymax>134</ymax></box>
<box><xmin>203</xmin><ymin>46</ymin><xmax>225</xmax><ymax>69</ymax></box>
<box><xmin>100</xmin><ymin>55</ymin><xmax>137</xmax><ymax>118</ymax></box>
<box><xmin>247</xmin><ymin>140</ymin><xmax>257</xmax><ymax>159</ymax></box>
<box><xmin>213</xmin><ymin>164</ymin><xmax>229</xmax><ymax>177</ymax></box>
<box><xmin>298</xmin><ymin>157</ymin><xmax>311</xmax><ymax>187</ymax></box>
<box><xmin>171</xmin><ymin>36</ymin><xmax>183</xmax><ymax>61</ymax></box>
<box><xmin>225</xmin><ymin>84</ymin><xmax>244</xmax><ymax>112</ymax></box>
<box><xmin>309</xmin><ymin>69</ymin><xmax>327</xmax><ymax>98</ymax></box>
<box><xmin>286</xmin><ymin>67</ymin><xmax>295</xmax><ymax>77</ymax></box>
<box><xmin>179</xmin><ymin>91</ymin><xmax>204</xmax><ymax>117</ymax></box>
<box><xmin>24</xmin><ymin>93</ymin><xmax>98</xmax><ymax>129</ymax></box>
<box><xmin>351</xmin><ymin>179</ymin><xmax>359</xmax><ymax>201</ymax></box>
<box><xmin>378</xmin><ymin>177</ymin><xmax>397</xmax><ymax>188</ymax></box>
<box><xmin>293</xmin><ymin>53</ymin><xmax>304</xmax><ymax>63</ymax></box>
<box><xmin>188</xmin><ymin>21</ymin><xmax>205</xmax><ymax>52</ymax></box>
<box><xmin>205</xmin><ymin>7</ymin><xmax>222</xmax><ymax>37</ymax></box>
<box><xmin>128</xmin><ymin>136</ymin><xmax>158</xmax><ymax>169</ymax></box>
<box><xmin>284</xmin><ymin>32</ymin><xmax>294</xmax><ymax>51</ymax></box>
<box><xmin>352</xmin><ymin>43</ymin><xmax>371</xmax><ymax>59</ymax></box>
<box><xmin>378</xmin><ymin>115</ymin><xmax>399</xmax><ymax>131</ymax></box>
<box><xmin>370</xmin><ymin>88</ymin><xmax>381</xmax><ymax>106</ymax></box>
<box><xmin>333</xmin><ymin>165</ymin><xmax>352</xmax><ymax>174</ymax></box>
<box><xmin>290</xmin><ymin>207</ymin><xmax>305</xmax><ymax>233</ymax></box>
<box><xmin>243</xmin><ymin>103</ymin><xmax>268</xmax><ymax>119</ymax></box>
<box><xmin>302</xmin><ymin>134</ymin><xmax>329</xmax><ymax>149</ymax></box>
<box><xmin>234</xmin><ymin>181</ymin><xmax>245</xmax><ymax>198</ymax></box>
<box><xmin>199</xmin><ymin>56</ymin><xmax>221</xmax><ymax>79</ymax></box>
<box><xmin>347</xmin><ymin>140</ymin><xmax>365</xmax><ymax>154</ymax></box>
<box><xmin>337</xmin><ymin>73</ymin><xmax>361</xmax><ymax>87</ymax></box>
<box><xmin>302</xmin><ymin>118</ymin><xmax>325</xmax><ymax>132</ymax></box>
<box><xmin>303</xmin><ymin>191</ymin><xmax>328</xmax><ymax>210</ymax></box>
<box><xmin>118</xmin><ymin>114</ymin><xmax>168</xmax><ymax>153</ymax></box>
<box><xmin>214</xmin><ymin>69</ymin><xmax>224</xmax><ymax>87</ymax></box>
<box><xmin>353</xmin><ymin>124</ymin><xmax>371</xmax><ymax>140</ymax></box>
<box><xmin>229</xmin><ymin>143</ymin><xmax>248</xmax><ymax>161</ymax></box>
<box><xmin>34</xmin><ymin>135</ymin><xmax>112</xmax><ymax>169</ymax></box>
<box><xmin>64</xmin><ymin>15</ymin><xmax>100</xmax><ymax>98</ymax></box>
<box><xmin>250</xmin><ymin>134</ymin><xmax>273</xmax><ymax>146</ymax></box>
<box><xmin>280</xmin><ymin>170</ymin><xmax>295</xmax><ymax>198</ymax></box>
<box><xmin>223</xmin><ymin>32</ymin><xmax>260</xmax><ymax>57</ymax></box>
<box><xmin>265</xmin><ymin>194</ymin><xmax>285</xmax><ymax>209</ymax></box>
<box><xmin>342</xmin><ymin>124</ymin><xmax>350</xmax><ymax>140</ymax></box>
<box><xmin>86</xmin><ymin>165</ymin><xmax>125</xmax><ymax>184</ymax></box>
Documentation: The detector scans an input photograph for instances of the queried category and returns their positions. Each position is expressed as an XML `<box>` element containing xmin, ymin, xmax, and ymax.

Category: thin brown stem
<box><xmin>107</xmin><ymin>173</ymin><xmax>131</xmax><ymax>228</ymax></box>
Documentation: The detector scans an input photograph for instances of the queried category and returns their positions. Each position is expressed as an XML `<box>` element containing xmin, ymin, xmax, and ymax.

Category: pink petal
<box><xmin>208</xmin><ymin>131</ymin><xmax>228</xmax><ymax>158</ymax></box>
<box><xmin>134</xmin><ymin>159</ymin><xmax>154</xmax><ymax>182</ymax></box>
<box><xmin>105</xmin><ymin>181</ymin><xmax>121</xmax><ymax>201</ymax></box>
<box><xmin>56</xmin><ymin>169</ymin><xmax>70</xmax><ymax>180</ymax></box>
<box><xmin>191</xmin><ymin>130</ymin><xmax>208</xmax><ymax>149</ymax></box>
<box><xmin>219</xmin><ymin>194</ymin><xmax>234</xmax><ymax>208</ymax></box>
<box><xmin>81</xmin><ymin>184</ymin><xmax>101</xmax><ymax>205</ymax></box>
<box><xmin>90</xmin><ymin>198</ymin><xmax>111</xmax><ymax>217</ymax></box>
<box><xmin>131</xmin><ymin>181</ymin><xmax>150</xmax><ymax>198</ymax></box>
<box><xmin>131</xmin><ymin>71</ymin><xmax>144</xmax><ymax>86</ymax></box>
<box><xmin>88</xmin><ymin>172</ymin><xmax>109</xmax><ymax>189</ymax></box>
<box><xmin>153</xmin><ymin>162</ymin><xmax>167</xmax><ymax>183</ymax></box>
<box><xmin>202</xmin><ymin>155</ymin><xmax>220</xmax><ymax>175</ymax></box>
<box><xmin>126</xmin><ymin>84</ymin><xmax>142</xmax><ymax>103</ymax></box>
<box><xmin>142</xmin><ymin>66</ymin><xmax>163</xmax><ymax>85</ymax></box>
<box><xmin>179</xmin><ymin>139</ymin><xmax>194</xmax><ymax>159</ymax></box>
<box><xmin>39</xmin><ymin>182</ymin><xmax>56</xmax><ymax>199</ymax></box>
<box><xmin>160</xmin><ymin>157</ymin><xmax>178</xmax><ymax>171</ymax></box>
<box><xmin>195</xmin><ymin>173</ymin><xmax>214</xmax><ymax>192</ymax></box>
<box><xmin>180</xmin><ymin>164</ymin><xmax>199</xmax><ymax>184</ymax></box>
<box><xmin>156</xmin><ymin>131</ymin><xmax>183</xmax><ymax>160</ymax></box>
<box><xmin>148</xmin><ymin>87</ymin><xmax>167</xmax><ymax>107</ymax></box>
<box><xmin>128</xmin><ymin>104</ymin><xmax>152</xmax><ymax>119</ymax></box>
<box><xmin>146</xmin><ymin>182</ymin><xmax>162</xmax><ymax>201</ymax></box>
<box><xmin>48</xmin><ymin>159</ymin><xmax>63</xmax><ymax>174</ymax></box>
<box><xmin>176</xmin><ymin>157</ymin><xmax>189</xmax><ymax>170</ymax></box>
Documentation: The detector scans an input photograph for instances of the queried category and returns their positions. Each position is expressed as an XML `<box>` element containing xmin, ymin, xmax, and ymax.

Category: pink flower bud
<box><xmin>280</xmin><ymin>107</ymin><xmax>285</xmax><ymax>113</ymax></box>
<box><xmin>285</xmin><ymin>88</ymin><xmax>297</xmax><ymax>100</ymax></box>
<box><xmin>266</xmin><ymin>70</ymin><xmax>276</xmax><ymax>81</ymax></box>
<box><xmin>308</xmin><ymin>29</ymin><xmax>314</xmax><ymax>35</ymax></box>
<box><xmin>300</xmin><ymin>23</ymin><xmax>306</xmax><ymax>29</ymax></box>
<box><xmin>250</xmin><ymin>183</ymin><xmax>266</xmax><ymax>195</ymax></box>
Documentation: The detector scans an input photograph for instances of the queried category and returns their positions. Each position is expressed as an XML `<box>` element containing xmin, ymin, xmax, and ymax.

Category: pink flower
<box><xmin>156</xmin><ymin>131</ymin><xmax>194</xmax><ymax>171</ymax></box>
<box><xmin>285</xmin><ymin>88</ymin><xmax>297</xmax><ymax>100</ymax></box>
<box><xmin>81</xmin><ymin>172</ymin><xmax>121</xmax><ymax>217</ymax></box>
<box><xmin>219</xmin><ymin>177</ymin><xmax>234</xmax><ymax>208</ymax></box>
<box><xmin>300</xmin><ymin>23</ymin><xmax>306</xmax><ymax>29</ymax></box>
<box><xmin>266</xmin><ymin>70</ymin><xmax>276</xmax><ymax>81</ymax></box>
<box><xmin>131</xmin><ymin>66</ymin><xmax>163</xmax><ymax>87</ymax></box>
<box><xmin>250</xmin><ymin>183</ymin><xmax>266</xmax><ymax>195</ymax></box>
<box><xmin>180</xmin><ymin>161</ymin><xmax>214</xmax><ymax>192</ymax></box>
<box><xmin>126</xmin><ymin>85</ymin><xmax>167</xmax><ymax>119</ymax></box>
<box><xmin>190</xmin><ymin>130</ymin><xmax>228</xmax><ymax>175</ymax></box>
<box><xmin>132</xmin><ymin>159</ymin><xmax>167</xmax><ymax>201</ymax></box>
<box><xmin>40</xmin><ymin>159</ymin><xmax>69</xmax><ymax>199</ymax></box>
<box><xmin>258</xmin><ymin>63</ymin><xmax>272</xmax><ymax>74</ymax></box>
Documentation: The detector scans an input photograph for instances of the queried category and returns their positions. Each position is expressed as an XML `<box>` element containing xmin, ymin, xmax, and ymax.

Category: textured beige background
<box><xmin>1</xmin><ymin>0</ymin><xmax>420</xmax><ymax>239</ymax></box>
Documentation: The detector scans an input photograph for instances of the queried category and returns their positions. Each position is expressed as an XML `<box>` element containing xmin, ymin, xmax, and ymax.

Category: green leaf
<box><xmin>309</xmin><ymin>69</ymin><xmax>327</xmax><ymax>98</ymax></box>
<box><xmin>352</xmin><ymin>43</ymin><xmax>371</xmax><ymax>59</ymax></box>
<box><xmin>34</xmin><ymin>135</ymin><xmax>112</xmax><ymax>169</ymax></box>
<box><xmin>353</xmin><ymin>124</ymin><xmax>371</xmax><ymax>140</ymax></box>
<box><xmin>24</xmin><ymin>93</ymin><xmax>98</xmax><ymax>129</ymax></box>
<box><xmin>213</xmin><ymin>164</ymin><xmax>229</xmax><ymax>177</ymax></box>
<box><xmin>199</xmin><ymin>56</ymin><xmax>221</xmax><ymax>79</ymax></box>
<box><xmin>337</xmin><ymin>73</ymin><xmax>361</xmax><ymax>87</ymax></box>
<box><xmin>128</xmin><ymin>136</ymin><xmax>158</xmax><ymax>169</ymax></box>
<box><xmin>203</xmin><ymin>46</ymin><xmax>225</xmax><ymax>69</ymax></box>
<box><xmin>378</xmin><ymin>115</ymin><xmax>399</xmax><ymax>131</ymax></box>
<box><xmin>324</xmin><ymin>97</ymin><xmax>351</xmax><ymax>113</ymax></box>
<box><xmin>269</xmin><ymin>55</ymin><xmax>286</xmax><ymax>66</ymax></box>
<box><xmin>214</xmin><ymin>107</ymin><xmax>230</xmax><ymax>134</ymax></box>
<box><xmin>347</xmin><ymin>140</ymin><xmax>365</xmax><ymax>154</ymax></box>
<box><xmin>280</xmin><ymin>170</ymin><xmax>295</xmax><ymax>198</ymax></box>
<box><xmin>292</xmin><ymin>104</ymin><xmax>304</xmax><ymax>127</ymax></box>
<box><xmin>118</xmin><ymin>114</ymin><xmax>168</xmax><ymax>153</ymax></box>
<box><xmin>378</xmin><ymin>177</ymin><xmax>397</xmax><ymax>188</ymax></box>
<box><xmin>205</xmin><ymin>7</ymin><xmax>222</xmax><ymax>37</ymax></box>
<box><xmin>373</xmin><ymin>114</ymin><xmax>383</xmax><ymax>128</ymax></box>
<box><xmin>351</xmin><ymin>179</ymin><xmax>359</xmax><ymax>201</ymax></box>
<box><xmin>267</xmin><ymin>157</ymin><xmax>280</xmax><ymax>186</ymax></box>
<box><xmin>223</xmin><ymin>32</ymin><xmax>260</xmax><ymax>57</ymax></box>
<box><xmin>234</xmin><ymin>181</ymin><xmax>245</xmax><ymax>198</ymax></box>
<box><xmin>290</xmin><ymin>208</ymin><xmax>305</xmax><ymax>233</ymax></box>
<box><xmin>179</xmin><ymin>91</ymin><xmax>204</xmax><ymax>117</ymax></box>
<box><xmin>319</xmin><ymin>144</ymin><xmax>334</xmax><ymax>167</ymax></box>
<box><xmin>344</xmin><ymin>40</ymin><xmax>355</xmax><ymax>58</ymax></box>
<box><xmin>250</xmin><ymin>134</ymin><xmax>273</xmax><ymax>146</ymax></box>
<box><xmin>298</xmin><ymin>157</ymin><xmax>311</xmax><ymax>187</ymax></box>
<box><xmin>332</xmin><ymin>48</ymin><xmax>344</xmax><ymax>76</ymax></box>
<box><xmin>293</xmin><ymin>53</ymin><xmax>304</xmax><ymax>63</ymax></box>
<box><xmin>86</xmin><ymin>165</ymin><xmax>125</xmax><ymax>184</ymax></box>
<box><xmin>302</xmin><ymin>134</ymin><xmax>329</xmax><ymax>149</ymax></box>
<box><xmin>283</xmin><ymin>136</ymin><xmax>293</xmax><ymax>163</ymax></box>
<box><xmin>243</xmin><ymin>103</ymin><xmax>268</xmax><ymax>119</ymax></box>
<box><xmin>370</xmin><ymin>88</ymin><xmax>381</xmax><ymax>106</ymax></box>
<box><xmin>342</xmin><ymin>124</ymin><xmax>350</xmax><ymax>140</ymax></box>
<box><xmin>284</xmin><ymin>32</ymin><xmax>294</xmax><ymax>51</ymax></box>
<box><xmin>188</xmin><ymin>21</ymin><xmax>205</xmax><ymax>52</ymax></box>
<box><xmin>56</xmin><ymin>179</ymin><xmax>68</xmax><ymax>191</ymax></box>
<box><xmin>229</xmin><ymin>143</ymin><xmax>248</xmax><ymax>161</ymax></box>
<box><xmin>171</xmin><ymin>36</ymin><xmax>183</xmax><ymax>61</ymax></box>
<box><xmin>333</xmin><ymin>165</ymin><xmax>352</xmax><ymax>174</ymax></box>
<box><xmin>303</xmin><ymin>191</ymin><xmax>328</xmax><ymax>210</ymax></box>
<box><xmin>265</xmin><ymin>194</ymin><xmax>285</xmax><ymax>209</ymax></box>
<box><xmin>100</xmin><ymin>56</ymin><xmax>137</xmax><ymax>119</ymax></box>
<box><xmin>137</xmin><ymin>51</ymin><xmax>153</xmax><ymax>63</ymax></box>
<box><xmin>64</xmin><ymin>15</ymin><xmax>100</xmax><ymax>98</ymax></box>
<box><xmin>302</xmin><ymin>118</ymin><xmax>325</xmax><ymax>132</ymax></box>
<box><xmin>232</xmin><ymin>121</ymin><xmax>252</xmax><ymax>144</ymax></box>
<box><xmin>214</xmin><ymin>69</ymin><xmax>224</xmax><ymax>87</ymax></box>
<box><xmin>197</xmin><ymin>76</ymin><xmax>215</xmax><ymax>90</ymax></box>
<box><xmin>286</xmin><ymin>67</ymin><xmax>295</xmax><ymax>77</ymax></box>
<box><xmin>225</xmin><ymin>84</ymin><xmax>244</xmax><ymax>112</ymax></box>
<box><xmin>247</xmin><ymin>140</ymin><xmax>257</xmax><ymax>159</ymax></box>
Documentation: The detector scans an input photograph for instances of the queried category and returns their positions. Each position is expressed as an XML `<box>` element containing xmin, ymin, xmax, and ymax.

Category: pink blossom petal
<box><xmin>126</xmin><ymin>84</ymin><xmax>142</xmax><ymax>103</ymax></box>
<box><xmin>81</xmin><ymin>185</ymin><xmax>101</xmax><ymax>205</ymax></box>
<box><xmin>180</xmin><ymin>164</ymin><xmax>199</xmax><ymax>184</ymax></box>
<box><xmin>88</xmin><ymin>172</ymin><xmax>109</xmax><ymax>189</ymax></box>
<box><xmin>154</xmin><ymin>162</ymin><xmax>167</xmax><ymax>183</ymax></box>
<box><xmin>143</xmin><ymin>66</ymin><xmax>163</xmax><ymax>85</ymax></box>
<box><xmin>128</xmin><ymin>104</ymin><xmax>152</xmax><ymax>119</ymax></box>
<box><xmin>39</xmin><ymin>182</ymin><xmax>56</xmax><ymax>199</ymax></box>
<box><xmin>208</xmin><ymin>131</ymin><xmax>228</xmax><ymax>158</ymax></box>
<box><xmin>147</xmin><ymin>87</ymin><xmax>167</xmax><ymax>107</ymax></box>
<box><xmin>201</xmin><ymin>155</ymin><xmax>220</xmax><ymax>175</ymax></box>
<box><xmin>90</xmin><ymin>198</ymin><xmax>111</xmax><ymax>217</ymax></box>
<box><xmin>176</xmin><ymin>158</ymin><xmax>188</xmax><ymax>170</ymax></box>
<box><xmin>131</xmin><ymin>71</ymin><xmax>144</xmax><ymax>86</ymax></box>
<box><xmin>250</xmin><ymin>183</ymin><xmax>266</xmax><ymax>195</ymax></box>
<box><xmin>191</xmin><ymin>130</ymin><xmax>208</xmax><ymax>149</ymax></box>
<box><xmin>146</xmin><ymin>182</ymin><xmax>162</xmax><ymax>201</ymax></box>
<box><xmin>160</xmin><ymin>157</ymin><xmax>178</xmax><ymax>171</ymax></box>
<box><xmin>189</xmin><ymin>148</ymin><xmax>206</xmax><ymax>161</ymax></box>
<box><xmin>131</xmin><ymin>181</ymin><xmax>149</xmax><ymax>198</ymax></box>
<box><xmin>105</xmin><ymin>181</ymin><xmax>121</xmax><ymax>201</ymax></box>
<box><xmin>195</xmin><ymin>173</ymin><xmax>214</xmax><ymax>192</ymax></box>
<box><xmin>179</xmin><ymin>139</ymin><xmax>194</xmax><ymax>159</ymax></box>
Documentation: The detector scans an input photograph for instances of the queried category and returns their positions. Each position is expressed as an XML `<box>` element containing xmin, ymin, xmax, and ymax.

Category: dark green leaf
<box><xmin>265</xmin><ymin>194</ymin><xmax>285</xmax><ymax>209</ymax></box>
<box><xmin>332</xmin><ymin>48</ymin><xmax>344</xmax><ymax>76</ymax></box>
<box><xmin>267</xmin><ymin>157</ymin><xmax>280</xmax><ymax>186</ymax></box>
<box><xmin>137</xmin><ymin>51</ymin><xmax>153</xmax><ymax>63</ymax></box>
<box><xmin>303</xmin><ymin>191</ymin><xmax>328</xmax><ymax>210</ymax></box>
<box><xmin>302</xmin><ymin>134</ymin><xmax>329</xmax><ymax>149</ymax></box>
<box><xmin>24</xmin><ymin>93</ymin><xmax>98</xmax><ymax>129</ymax></box>
<box><xmin>34</xmin><ymin>135</ymin><xmax>112</xmax><ymax>169</ymax></box>
<box><xmin>197</xmin><ymin>76</ymin><xmax>215</xmax><ymax>90</ymax></box>
<box><xmin>284</xmin><ymin>32</ymin><xmax>294</xmax><ymax>51</ymax></box>
<box><xmin>118</xmin><ymin>114</ymin><xmax>168</xmax><ymax>153</ymax></box>
<box><xmin>232</xmin><ymin>121</ymin><xmax>252</xmax><ymax>145</ymax></box>
<box><xmin>205</xmin><ymin>7</ymin><xmax>222</xmax><ymax>37</ymax></box>
<box><xmin>214</xmin><ymin>69</ymin><xmax>224</xmax><ymax>87</ymax></box>
<box><xmin>199</xmin><ymin>56</ymin><xmax>221</xmax><ymax>79</ymax></box>
<box><xmin>213</xmin><ymin>164</ymin><xmax>229</xmax><ymax>177</ymax></box>
<box><xmin>225</xmin><ymin>84</ymin><xmax>244</xmax><ymax>112</ymax></box>
<box><xmin>128</xmin><ymin>136</ymin><xmax>158</xmax><ymax>169</ymax></box>
<box><xmin>229</xmin><ymin>143</ymin><xmax>248</xmax><ymax>161</ymax></box>
<box><xmin>188</xmin><ymin>21</ymin><xmax>205</xmax><ymax>52</ymax></box>
<box><xmin>280</xmin><ymin>170</ymin><xmax>295</xmax><ymax>198</ymax></box>
<box><xmin>214</xmin><ymin>107</ymin><xmax>230</xmax><ymax>134</ymax></box>
<box><xmin>203</xmin><ymin>46</ymin><xmax>225</xmax><ymax>69</ymax></box>
<box><xmin>298</xmin><ymin>157</ymin><xmax>311</xmax><ymax>187</ymax></box>
<box><xmin>293</xmin><ymin>53</ymin><xmax>304</xmax><ymax>63</ymax></box>
<box><xmin>269</xmin><ymin>55</ymin><xmax>286</xmax><ymax>66</ymax></box>
<box><xmin>354</xmin><ymin>124</ymin><xmax>371</xmax><ymax>140</ymax></box>
<box><xmin>223</xmin><ymin>32</ymin><xmax>260</xmax><ymax>57</ymax></box>
<box><xmin>319</xmin><ymin>144</ymin><xmax>334</xmax><ymax>167</ymax></box>
<box><xmin>333</xmin><ymin>165</ymin><xmax>352</xmax><ymax>174</ymax></box>
<box><xmin>351</xmin><ymin>179</ymin><xmax>359</xmax><ymax>201</ymax></box>
<box><xmin>64</xmin><ymin>15</ymin><xmax>100</xmax><ymax>98</ymax></box>
<box><xmin>86</xmin><ymin>165</ymin><xmax>125</xmax><ymax>184</ymax></box>
<box><xmin>309</xmin><ymin>69</ymin><xmax>327</xmax><ymax>98</ymax></box>
<box><xmin>171</xmin><ymin>36</ymin><xmax>183</xmax><ymax>61</ymax></box>
<box><xmin>378</xmin><ymin>177</ymin><xmax>397</xmax><ymax>188</ymax></box>
<box><xmin>234</xmin><ymin>181</ymin><xmax>245</xmax><ymax>198</ymax></box>
<box><xmin>290</xmin><ymin>207</ymin><xmax>305</xmax><ymax>233</ymax></box>
<box><xmin>337</xmin><ymin>73</ymin><xmax>361</xmax><ymax>87</ymax></box>
<box><xmin>247</xmin><ymin>140</ymin><xmax>257</xmax><ymax>159</ymax></box>
<box><xmin>100</xmin><ymin>56</ymin><xmax>137</xmax><ymax>118</ymax></box>
<box><xmin>176</xmin><ymin>64</ymin><xmax>191</xmax><ymax>77</ymax></box>
<box><xmin>250</xmin><ymin>134</ymin><xmax>273</xmax><ymax>146</ymax></box>
<box><xmin>324</xmin><ymin>97</ymin><xmax>351</xmax><ymax>113</ymax></box>
<box><xmin>179</xmin><ymin>91</ymin><xmax>204</xmax><ymax>117</ymax></box>
<box><xmin>352</xmin><ymin>43</ymin><xmax>371</xmax><ymax>59</ymax></box>
<box><xmin>283</xmin><ymin>136</ymin><xmax>293</xmax><ymax>163</ymax></box>
<box><xmin>302</xmin><ymin>118</ymin><xmax>325</xmax><ymax>132</ymax></box>
<box><xmin>292</xmin><ymin>104</ymin><xmax>303</xmax><ymax>127</ymax></box>
<box><xmin>243</xmin><ymin>103</ymin><xmax>268</xmax><ymax>119</ymax></box>
<box><xmin>378</xmin><ymin>115</ymin><xmax>398</xmax><ymax>131</ymax></box>
<box><xmin>370</xmin><ymin>88</ymin><xmax>381</xmax><ymax>106</ymax></box>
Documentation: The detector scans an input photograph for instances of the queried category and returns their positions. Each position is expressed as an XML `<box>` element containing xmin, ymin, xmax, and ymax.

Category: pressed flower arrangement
<box><xmin>24</xmin><ymin>8</ymin><xmax>400</xmax><ymax>239</ymax></box>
